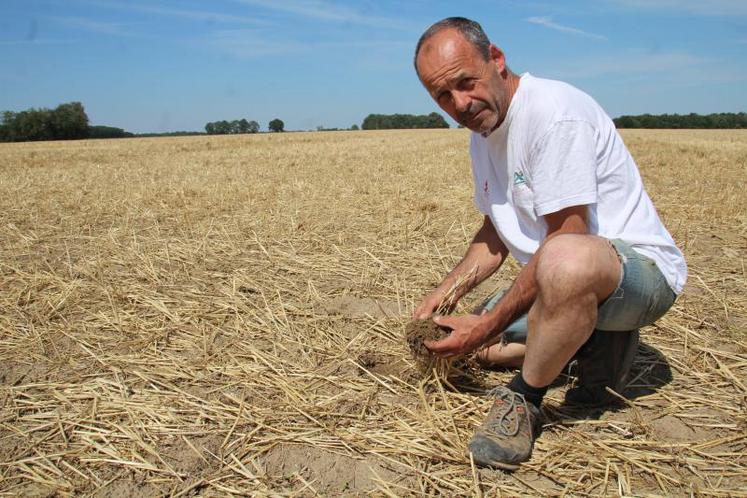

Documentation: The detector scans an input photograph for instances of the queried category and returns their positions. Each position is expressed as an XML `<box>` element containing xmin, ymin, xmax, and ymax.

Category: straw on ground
<box><xmin>0</xmin><ymin>129</ymin><xmax>745</xmax><ymax>496</ymax></box>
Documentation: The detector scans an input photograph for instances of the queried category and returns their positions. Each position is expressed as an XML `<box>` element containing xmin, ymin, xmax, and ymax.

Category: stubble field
<box><xmin>0</xmin><ymin>129</ymin><xmax>745</xmax><ymax>496</ymax></box>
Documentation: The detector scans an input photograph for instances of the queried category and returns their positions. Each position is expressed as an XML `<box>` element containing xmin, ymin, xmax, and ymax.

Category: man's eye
<box><xmin>437</xmin><ymin>92</ymin><xmax>452</xmax><ymax>104</ymax></box>
<box><xmin>459</xmin><ymin>78</ymin><xmax>475</xmax><ymax>90</ymax></box>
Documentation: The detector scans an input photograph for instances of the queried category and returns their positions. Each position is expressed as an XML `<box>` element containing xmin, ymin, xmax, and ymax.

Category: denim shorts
<box><xmin>476</xmin><ymin>239</ymin><xmax>677</xmax><ymax>343</ymax></box>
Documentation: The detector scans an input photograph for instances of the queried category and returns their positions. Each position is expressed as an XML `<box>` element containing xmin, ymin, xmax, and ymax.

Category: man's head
<box><xmin>414</xmin><ymin>17</ymin><xmax>518</xmax><ymax>134</ymax></box>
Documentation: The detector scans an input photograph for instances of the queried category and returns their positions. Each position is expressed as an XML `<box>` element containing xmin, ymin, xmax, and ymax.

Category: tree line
<box><xmin>614</xmin><ymin>112</ymin><xmax>747</xmax><ymax>129</ymax></box>
<box><xmin>1</xmin><ymin>102</ymin><xmax>90</xmax><ymax>142</ymax></box>
<box><xmin>0</xmin><ymin>102</ymin><xmax>137</xmax><ymax>141</ymax></box>
<box><xmin>205</xmin><ymin>119</ymin><xmax>260</xmax><ymax>134</ymax></box>
<box><xmin>7</xmin><ymin>103</ymin><xmax>744</xmax><ymax>143</ymax></box>
<box><xmin>205</xmin><ymin>118</ymin><xmax>286</xmax><ymax>134</ymax></box>
<box><xmin>361</xmin><ymin>112</ymin><xmax>449</xmax><ymax>130</ymax></box>
<box><xmin>89</xmin><ymin>125</ymin><xmax>133</xmax><ymax>139</ymax></box>
<box><xmin>316</xmin><ymin>124</ymin><xmax>359</xmax><ymax>131</ymax></box>
<box><xmin>0</xmin><ymin>102</ymin><xmax>291</xmax><ymax>142</ymax></box>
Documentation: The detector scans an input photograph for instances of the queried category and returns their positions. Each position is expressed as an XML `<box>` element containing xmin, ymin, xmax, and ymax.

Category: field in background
<box><xmin>0</xmin><ymin>129</ymin><xmax>745</xmax><ymax>496</ymax></box>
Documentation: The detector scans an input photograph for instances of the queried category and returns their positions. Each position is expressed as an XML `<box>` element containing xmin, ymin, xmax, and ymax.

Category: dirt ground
<box><xmin>0</xmin><ymin>129</ymin><xmax>745</xmax><ymax>496</ymax></box>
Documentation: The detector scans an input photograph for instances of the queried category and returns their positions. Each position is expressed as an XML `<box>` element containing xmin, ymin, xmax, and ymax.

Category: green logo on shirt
<box><xmin>513</xmin><ymin>171</ymin><xmax>526</xmax><ymax>185</ymax></box>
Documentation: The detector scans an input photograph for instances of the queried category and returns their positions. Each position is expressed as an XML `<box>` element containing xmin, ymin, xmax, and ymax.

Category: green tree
<box><xmin>350</xmin><ymin>124</ymin><xmax>359</xmax><ymax>130</ymax></box>
<box><xmin>269</xmin><ymin>118</ymin><xmax>284</xmax><ymax>132</ymax></box>
<box><xmin>613</xmin><ymin>112</ymin><xmax>747</xmax><ymax>129</ymax></box>
<box><xmin>89</xmin><ymin>125</ymin><xmax>132</xmax><ymax>139</ymax></box>
<box><xmin>206</xmin><ymin>118</ymin><xmax>259</xmax><ymax>134</ymax></box>
<box><xmin>1</xmin><ymin>111</ymin><xmax>16</xmax><ymax>141</ymax></box>
<box><xmin>237</xmin><ymin>118</ymin><xmax>250</xmax><ymax>134</ymax></box>
<box><xmin>214</xmin><ymin>120</ymin><xmax>231</xmax><ymax>134</ymax></box>
<box><xmin>614</xmin><ymin>116</ymin><xmax>638</xmax><ymax>128</ymax></box>
<box><xmin>425</xmin><ymin>112</ymin><xmax>449</xmax><ymax>128</ymax></box>
<box><xmin>0</xmin><ymin>102</ymin><xmax>89</xmax><ymax>141</ymax></box>
<box><xmin>361</xmin><ymin>114</ymin><xmax>377</xmax><ymax>130</ymax></box>
<box><xmin>14</xmin><ymin>109</ymin><xmax>54</xmax><ymax>141</ymax></box>
<box><xmin>50</xmin><ymin>102</ymin><xmax>89</xmax><ymax>139</ymax></box>
<box><xmin>361</xmin><ymin>112</ymin><xmax>450</xmax><ymax>130</ymax></box>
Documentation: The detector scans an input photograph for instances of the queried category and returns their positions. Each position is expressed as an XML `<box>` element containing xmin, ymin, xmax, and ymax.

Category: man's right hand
<box><xmin>413</xmin><ymin>290</ymin><xmax>457</xmax><ymax>319</ymax></box>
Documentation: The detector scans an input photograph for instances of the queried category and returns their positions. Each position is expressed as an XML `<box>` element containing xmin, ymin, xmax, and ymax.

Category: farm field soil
<box><xmin>0</xmin><ymin>129</ymin><xmax>745</xmax><ymax>496</ymax></box>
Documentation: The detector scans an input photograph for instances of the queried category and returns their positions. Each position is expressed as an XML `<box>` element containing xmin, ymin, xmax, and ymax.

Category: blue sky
<box><xmin>1</xmin><ymin>0</ymin><xmax>746</xmax><ymax>133</ymax></box>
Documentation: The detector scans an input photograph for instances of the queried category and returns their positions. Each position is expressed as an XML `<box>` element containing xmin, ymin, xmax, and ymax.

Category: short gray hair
<box><xmin>414</xmin><ymin>17</ymin><xmax>491</xmax><ymax>74</ymax></box>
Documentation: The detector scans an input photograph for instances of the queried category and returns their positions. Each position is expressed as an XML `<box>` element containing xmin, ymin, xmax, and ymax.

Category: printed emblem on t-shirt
<box><xmin>483</xmin><ymin>180</ymin><xmax>489</xmax><ymax>194</ymax></box>
<box><xmin>511</xmin><ymin>170</ymin><xmax>533</xmax><ymax>209</ymax></box>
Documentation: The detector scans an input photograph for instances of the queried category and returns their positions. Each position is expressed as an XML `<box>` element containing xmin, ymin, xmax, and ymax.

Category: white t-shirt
<box><xmin>471</xmin><ymin>73</ymin><xmax>687</xmax><ymax>294</ymax></box>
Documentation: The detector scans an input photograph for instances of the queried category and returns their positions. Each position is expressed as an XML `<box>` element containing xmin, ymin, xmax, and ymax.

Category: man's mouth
<box><xmin>471</xmin><ymin>108</ymin><xmax>485</xmax><ymax>121</ymax></box>
<box><xmin>459</xmin><ymin>106</ymin><xmax>487</xmax><ymax>128</ymax></box>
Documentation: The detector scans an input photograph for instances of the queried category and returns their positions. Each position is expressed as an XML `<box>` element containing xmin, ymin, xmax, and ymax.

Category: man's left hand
<box><xmin>424</xmin><ymin>314</ymin><xmax>495</xmax><ymax>358</ymax></box>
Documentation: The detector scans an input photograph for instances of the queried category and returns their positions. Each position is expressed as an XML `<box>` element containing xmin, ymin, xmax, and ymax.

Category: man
<box><xmin>412</xmin><ymin>17</ymin><xmax>686</xmax><ymax>470</ymax></box>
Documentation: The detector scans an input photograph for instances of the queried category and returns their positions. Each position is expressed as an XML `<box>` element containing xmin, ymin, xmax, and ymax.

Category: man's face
<box><xmin>416</xmin><ymin>30</ymin><xmax>507</xmax><ymax>134</ymax></box>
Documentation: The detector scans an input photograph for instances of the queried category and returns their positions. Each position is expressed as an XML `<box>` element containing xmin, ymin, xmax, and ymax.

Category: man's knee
<box><xmin>535</xmin><ymin>235</ymin><xmax>619</xmax><ymax>300</ymax></box>
<box><xmin>535</xmin><ymin>235</ymin><xmax>597</xmax><ymax>287</ymax></box>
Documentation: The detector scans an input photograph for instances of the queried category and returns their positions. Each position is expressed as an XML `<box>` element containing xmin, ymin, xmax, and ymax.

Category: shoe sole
<box><xmin>470</xmin><ymin>452</ymin><xmax>520</xmax><ymax>471</ymax></box>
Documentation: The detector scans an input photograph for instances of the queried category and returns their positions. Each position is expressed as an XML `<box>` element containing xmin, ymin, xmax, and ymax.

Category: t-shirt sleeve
<box><xmin>528</xmin><ymin>120</ymin><xmax>598</xmax><ymax>217</ymax></box>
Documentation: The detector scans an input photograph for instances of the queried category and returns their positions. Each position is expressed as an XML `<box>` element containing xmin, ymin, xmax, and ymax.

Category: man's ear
<box><xmin>489</xmin><ymin>44</ymin><xmax>506</xmax><ymax>74</ymax></box>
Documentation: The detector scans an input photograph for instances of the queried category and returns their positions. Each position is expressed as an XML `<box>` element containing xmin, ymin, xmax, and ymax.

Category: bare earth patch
<box><xmin>263</xmin><ymin>444</ymin><xmax>403</xmax><ymax>494</ymax></box>
<box><xmin>322</xmin><ymin>295</ymin><xmax>401</xmax><ymax>319</ymax></box>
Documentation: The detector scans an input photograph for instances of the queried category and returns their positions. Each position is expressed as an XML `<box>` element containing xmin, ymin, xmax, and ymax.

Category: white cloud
<box><xmin>203</xmin><ymin>28</ymin><xmax>411</xmax><ymax>60</ymax></box>
<box><xmin>554</xmin><ymin>51</ymin><xmax>701</xmax><ymax>79</ymax></box>
<box><xmin>608</xmin><ymin>0</ymin><xmax>747</xmax><ymax>17</ymax></box>
<box><xmin>231</xmin><ymin>0</ymin><xmax>414</xmax><ymax>30</ymax></box>
<box><xmin>82</xmin><ymin>0</ymin><xmax>269</xmax><ymax>26</ymax></box>
<box><xmin>49</xmin><ymin>16</ymin><xmax>134</xmax><ymax>37</ymax></box>
<box><xmin>0</xmin><ymin>38</ymin><xmax>74</xmax><ymax>46</ymax></box>
<box><xmin>526</xmin><ymin>16</ymin><xmax>607</xmax><ymax>41</ymax></box>
<box><xmin>544</xmin><ymin>50</ymin><xmax>747</xmax><ymax>85</ymax></box>
<box><xmin>205</xmin><ymin>29</ymin><xmax>307</xmax><ymax>58</ymax></box>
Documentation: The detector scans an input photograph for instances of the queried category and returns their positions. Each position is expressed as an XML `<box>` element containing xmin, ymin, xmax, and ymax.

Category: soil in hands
<box><xmin>405</xmin><ymin>318</ymin><xmax>449</xmax><ymax>361</ymax></box>
<box><xmin>404</xmin><ymin>319</ymin><xmax>485</xmax><ymax>389</ymax></box>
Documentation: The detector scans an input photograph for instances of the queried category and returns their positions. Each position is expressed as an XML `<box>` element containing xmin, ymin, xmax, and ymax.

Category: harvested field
<box><xmin>0</xmin><ymin>129</ymin><xmax>745</xmax><ymax>496</ymax></box>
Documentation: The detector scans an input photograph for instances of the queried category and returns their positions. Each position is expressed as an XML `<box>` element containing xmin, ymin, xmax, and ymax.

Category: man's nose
<box><xmin>453</xmin><ymin>92</ymin><xmax>471</xmax><ymax>113</ymax></box>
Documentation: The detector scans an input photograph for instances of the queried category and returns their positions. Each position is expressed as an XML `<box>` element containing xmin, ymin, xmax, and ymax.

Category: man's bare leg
<box><xmin>468</xmin><ymin>234</ymin><xmax>622</xmax><ymax>468</ymax></box>
<box><xmin>476</xmin><ymin>342</ymin><xmax>525</xmax><ymax>368</ymax></box>
<box><xmin>522</xmin><ymin>234</ymin><xmax>621</xmax><ymax>388</ymax></box>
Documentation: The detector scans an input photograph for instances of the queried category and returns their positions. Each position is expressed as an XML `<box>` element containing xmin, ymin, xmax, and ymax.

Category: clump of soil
<box><xmin>404</xmin><ymin>320</ymin><xmax>484</xmax><ymax>386</ymax></box>
<box><xmin>405</xmin><ymin>319</ymin><xmax>449</xmax><ymax>360</ymax></box>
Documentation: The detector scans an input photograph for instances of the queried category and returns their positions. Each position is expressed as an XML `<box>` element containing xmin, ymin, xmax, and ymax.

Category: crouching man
<box><xmin>412</xmin><ymin>17</ymin><xmax>687</xmax><ymax>470</ymax></box>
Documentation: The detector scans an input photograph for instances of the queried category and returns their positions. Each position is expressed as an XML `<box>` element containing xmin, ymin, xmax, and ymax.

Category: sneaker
<box><xmin>468</xmin><ymin>386</ymin><xmax>541</xmax><ymax>470</ymax></box>
<box><xmin>565</xmin><ymin>329</ymin><xmax>639</xmax><ymax>406</ymax></box>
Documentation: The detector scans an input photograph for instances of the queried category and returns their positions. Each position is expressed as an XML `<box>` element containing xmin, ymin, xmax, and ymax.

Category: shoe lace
<box><xmin>485</xmin><ymin>387</ymin><xmax>529</xmax><ymax>437</ymax></box>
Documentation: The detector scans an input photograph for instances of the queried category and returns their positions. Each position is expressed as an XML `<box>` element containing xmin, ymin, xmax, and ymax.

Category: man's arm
<box><xmin>426</xmin><ymin>205</ymin><xmax>589</xmax><ymax>356</ymax></box>
<box><xmin>413</xmin><ymin>215</ymin><xmax>509</xmax><ymax>319</ymax></box>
